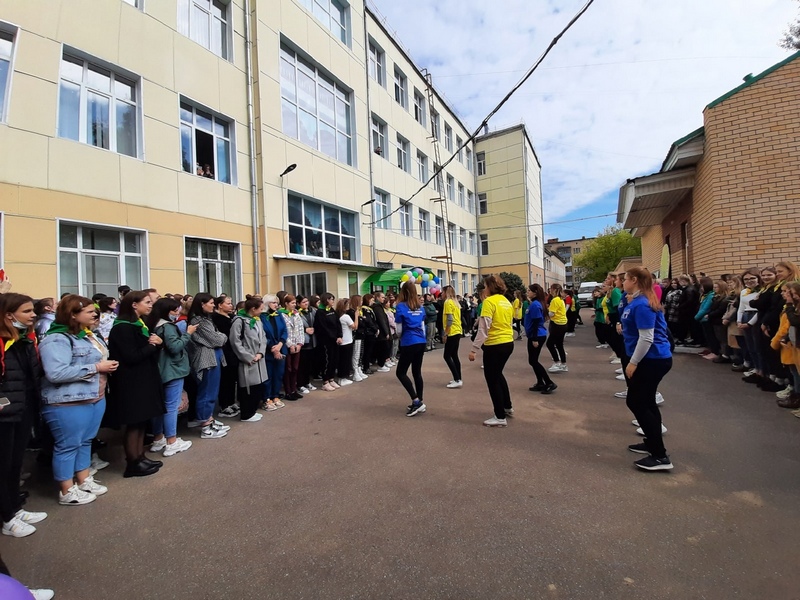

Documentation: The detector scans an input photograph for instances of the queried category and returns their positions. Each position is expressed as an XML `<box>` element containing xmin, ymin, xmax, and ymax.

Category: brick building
<box><xmin>618</xmin><ymin>51</ymin><xmax>800</xmax><ymax>278</ymax></box>
<box><xmin>544</xmin><ymin>236</ymin><xmax>595</xmax><ymax>286</ymax></box>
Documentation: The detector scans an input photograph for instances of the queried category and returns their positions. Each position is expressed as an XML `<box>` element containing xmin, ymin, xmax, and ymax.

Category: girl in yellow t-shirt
<box><xmin>469</xmin><ymin>275</ymin><xmax>514</xmax><ymax>427</ymax></box>
<box><xmin>546</xmin><ymin>284</ymin><xmax>568</xmax><ymax>373</ymax></box>
<box><xmin>512</xmin><ymin>290</ymin><xmax>524</xmax><ymax>341</ymax></box>
<box><xmin>441</xmin><ymin>286</ymin><xmax>463</xmax><ymax>388</ymax></box>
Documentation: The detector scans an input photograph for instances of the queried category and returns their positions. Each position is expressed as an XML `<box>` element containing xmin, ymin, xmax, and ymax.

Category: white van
<box><xmin>577</xmin><ymin>281</ymin><xmax>600</xmax><ymax>308</ymax></box>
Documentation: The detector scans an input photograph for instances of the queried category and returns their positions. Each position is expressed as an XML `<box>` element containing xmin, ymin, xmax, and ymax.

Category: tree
<box><xmin>780</xmin><ymin>1</ymin><xmax>800</xmax><ymax>49</ymax></box>
<box><xmin>572</xmin><ymin>226</ymin><xmax>642</xmax><ymax>282</ymax></box>
<box><xmin>498</xmin><ymin>272</ymin><xmax>525</xmax><ymax>295</ymax></box>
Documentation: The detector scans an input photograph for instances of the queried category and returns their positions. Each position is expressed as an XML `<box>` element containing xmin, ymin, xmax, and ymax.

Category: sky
<box><xmin>366</xmin><ymin>0</ymin><xmax>798</xmax><ymax>242</ymax></box>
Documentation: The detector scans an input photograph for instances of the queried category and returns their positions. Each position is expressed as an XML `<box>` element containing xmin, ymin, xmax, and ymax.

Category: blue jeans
<box><xmin>195</xmin><ymin>349</ymin><xmax>223</xmax><ymax>422</ymax></box>
<box><xmin>265</xmin><ymin>358</ymin><xmax>286</xmax><ymax>399</ymax></box>
<box><xmin>42</xmin><ymin>398</ymin><xmax>106</xmax><ymax>482</ymax></box>
<box><xmin>153</xmin><ymin>378</ymin><xmax>183</xmax><ymax>439</ymax></box>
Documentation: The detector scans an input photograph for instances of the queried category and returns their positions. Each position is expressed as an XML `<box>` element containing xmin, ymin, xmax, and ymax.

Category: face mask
<box><xmin>11</xmin><ymin>319</ymin><xmax>27</xmax><ymax>330</ymax></box>
<box><xmin>169</xmin><ymin>314</ymin><xmax>178</xmax><ymax>322</ymax></box>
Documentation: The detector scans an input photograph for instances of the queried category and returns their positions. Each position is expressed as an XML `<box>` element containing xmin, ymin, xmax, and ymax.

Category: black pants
<box><xmin>362</xmin><ymin>336</ymin><xmax>375</xmax><ymax>371</ymax></box>
<box><xmin>337</xmin><ymin>344</ymin><xmax>354</xmax><ymax>379</ymax></box>
<box><xmin>594</xmin><ymin>322</ymin><xmax>607</xmax><ymax>344</ymax></box>
<box><xmin>0</xmin><ymin>410</ymin><xmax>33</xmax><ymax>523</ymax></box>
<box><xmin>546</xmin><ymin>322</ymin><xmax>568</xmax><ymax>363</ymax></box>
<box><xmin>324</xmin><ymin>340</ymin><xmax>339</xmax><ymax>381</ymax></box>
<box><xmin>606</xmin><ymin>322</ymin><xmax>625</xmax><ymax>359</ymax></box>
<box><xmin>239</xmin><ymin>382</ymin><xmax>265</xmax><ymax>420</ymax></box>
<box><xmin>483</xmin><ymin>342</ymin><xmax>514</xmax><ymax>419</ymax></box>
<box><xmin>566</xmin><ymin>310</ymin><xmax>578</xmax><ymax>333</ymax></box>
<box><xmin>527</xmin><ymin>336</ymin><xmax>552</xmax><ymax>386</ymax></box>
<box><xmin>625</xmin><ymin>357</ymin><xmax>672</xmax><ymax>458</ymax></box>
<box><xmin>298</xmin><ymin>349</ymin><xmax>313</xmax><ymax>388</ymax></box>
<box><xmin>374</xmin><ymin>337</ymin><xmax>391</xmax><ymax>366</ymax></box>
<box><xmin>218</xmin><ymin>362</ymin><xmax>238</xmax><ymax>410</ymax></box>
<box><xmin>443</xmin><ymin>334</ymin><xmax>462</xmax><ymax>381</ymax></box>
<box><xmin>396</xmin><ymin>343</ymin><xmax>425</xmax><ymax>401</ymax></box>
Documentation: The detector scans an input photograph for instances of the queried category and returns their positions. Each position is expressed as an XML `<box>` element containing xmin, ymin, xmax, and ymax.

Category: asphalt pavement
<box><xmin>5</xmin><ymin>323</ymin><xmax>800</xmax><ymax>599</ymax></box>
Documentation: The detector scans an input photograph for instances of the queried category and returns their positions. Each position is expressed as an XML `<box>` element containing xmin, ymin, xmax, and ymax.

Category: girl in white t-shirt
<box><xmin>336</xmin><ymin>298</ymin><xmax>355</xmax><ymax>386</ymax></box>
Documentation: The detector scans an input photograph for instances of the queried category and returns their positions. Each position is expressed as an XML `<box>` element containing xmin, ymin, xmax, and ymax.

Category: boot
<box><xmin>777</xmin><ymin>392</ymin><xmax>800</xmax><ymax>409</ymax></box>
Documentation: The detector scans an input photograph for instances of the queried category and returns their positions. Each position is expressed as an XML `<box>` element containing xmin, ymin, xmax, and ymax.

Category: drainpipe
<box><xmin>362</xmin><ymin>6</ymin><xmax>377</xmax><ymax>268</ymax></box>
<box><xmin>244</xmin><ymin>0</ymin><xmax>261</xmax><ymax>294</ymax></box>
<box><xmin>523</xmin><ymin>134</ymin><xmax>532</xmax><ymax>285</ymax></box>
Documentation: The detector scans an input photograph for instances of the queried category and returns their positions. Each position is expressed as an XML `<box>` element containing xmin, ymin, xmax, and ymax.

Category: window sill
<box><xmin>275</xmin><ymin>253</ymin><xmax>371</xmax><ymax>268</ymax></box>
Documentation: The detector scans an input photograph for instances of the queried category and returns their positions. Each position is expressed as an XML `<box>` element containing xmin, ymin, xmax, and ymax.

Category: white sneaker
<box><xmin>28</xmin><ymin>590</ymin><xmax>55</xmax><ymax>600</ymax></box>
<box><xmin>483</xmin><ymin>416</ymin><xmax>508</xmax><ymax>427</ymax></box>
<box><xmin>299</xmin><ymin>386</ymin><xmax>310</xmax><ymax>394</ymax></box>
<box><xmin>777</xmin><ymin>385</ymin><xmax>793</xmax><ymax>399</ymax></box>
<box><xmin>338</xmin><ymin>378</ymin><xmax>353</xmax><ymax>386</ymax></box>
<box><xmin>150</xmin><ymin>438</ymin><xmax>167</xmax><ymax>453</ymax></box>
<box><xmin>446</xmin><ymin>380</ymin><xmax>463</xmax><ymax>388</ymax></box>
<box><xmin>615</xmin><ymin>368</ymin><xmax>623</xmax><ymax>374</ymax></box>
<box><xmin>241</xmin><ymin>413</ymin><xmax>263</xmax><ymax>423</ymax></box>
<box><xmin>201</xmin><ymin>425</ymin><xmax>227</xmax><ymax>439</ymax></box>
<box><xmin>548</xmin><ymin>362</ymin><xmax>562</xmax><ymax>372</ymax></box>
<box><xmin>78</xmin><ymin>475</ymin><xmax>108</xmax><ymax>496</ymax></box>
<box><xmin>565</xmin><ymin>332</ymin><xmax>576</xmax><ymax>337</ymax></box>
<box><xmin>352</xmin><ymin>373</ymin><xmax>364</xmax><ymax>382</ymax></box>
<box><xmin>307</xmin><ymin>384</ymin><xmax>317</xmax><ymax>391</ymax></box>
<box><xmin>2</xmin><ymin>516</ymin><xmax>36</xmax><ymax>537</ymax></box>
<box><xmin>164</xmin><ymin>438</ymin><xmax>193</xmax><ymax>456</ymax></box>
<box><xmin>596</xmin><ymin>343</ymin><xmax>609</xmax><ymax>349</ymax></box>
<box><xmin>212</xmin><ymin>420</ymin><xmax>231</xmax><ymax>432</ymax></box>
<box><xmin>59</xmin><ymin>484</ymin><xmax>96</xmax><ymax>506</ymax></box>
<box><xmin>614</xmin><ymin>390</ymin><xmax>627</xmax><ymax>398</ymax></box>
<box><xmin>631</xmin><ymin>419</ymin><xmax>639</xmax><ymax>426</ymax></box>
<box><xmin>616</xmin><ymin>374</ymin><xmax>625</xmax><ymax>380</ymax></box>
<box><xmin>610</xmin><ymin>357</ymin><xmax>622</xmax><ymax>364</ymax></box>
<box><xmin>90</xmin><ymin>453</ymin><xmax>110</xmax><ymax>471</ymax></box>
<box><xmin>636</xmin><ymin>424</ymin><xmax>668</xmax><ymax>436</ymax></box>
<box><xmin>377</xmin><ymin>366</ymin><xmax>391</xmax><ymax>373</ymax></box>
<box><xmin>14</xmin><ymin>509</ymin><xmax>47</xmax><ymax>524</ymax></box>
<box><xmin>655</xmin><ymin>392</ymin><xmax>665</xmax><ymax>405</ymax></box>
<box><xmin>505</xmin><ymin>408</ymin><xmax>515</xmax><ymax>417</ymax></box>
<box><xmin>743</xmin><ymin>369</ymin><xmax>756</xmax><ymax>377</ymax></box>
<box><xmin>558</xmin><ymin>363</ymin><xmax>568</xmax><ymax>372</ymax></box>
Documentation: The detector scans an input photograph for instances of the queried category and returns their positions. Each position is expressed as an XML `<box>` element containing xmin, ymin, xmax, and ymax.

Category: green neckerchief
<box><xmin>113</xmin><ymin>318</ymin><xmax>149</xmax><ymax>337</ymax></box>
<box><xmin>237</xmin><ymin>309</ymin><xmax>257</xmax><ymax>329</ymax></box>
<box><xmin>277</xmin><ymin>308</ymin><xmax>290</xmax><ymax>316</ymax></box>
<box><xmin>46</xmin><ymin>322</ymin><xmax>93</xmax><ymax>339</ymax></box>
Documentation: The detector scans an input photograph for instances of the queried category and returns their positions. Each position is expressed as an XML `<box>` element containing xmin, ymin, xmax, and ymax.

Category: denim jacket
<box><xmin>39</xmin><ymin>332</ymin><xmax>106</xmax><ymax>404</ymax></box>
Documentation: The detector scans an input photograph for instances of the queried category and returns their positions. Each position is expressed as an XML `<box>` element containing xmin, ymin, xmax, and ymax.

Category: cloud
<box><xmin>367</xmin><ymin>0</ymin><xmax>797</xmax><ymax>236</ymax></box>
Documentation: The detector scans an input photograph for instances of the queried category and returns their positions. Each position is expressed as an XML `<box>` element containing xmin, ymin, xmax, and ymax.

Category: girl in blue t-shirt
<box><xmin>524</xmin><ymin>284</ymin><xmax>555</xmax><ymax>394</ymax></box>
<box><xmin>621</xmin><ymin>267</ymin><xmax>673</xmax><ymax>472</ymax></box>
<box><xmin>394</xmin><ymin>280</ymin><xmax>428</xmax><ymax>417</ymax></box>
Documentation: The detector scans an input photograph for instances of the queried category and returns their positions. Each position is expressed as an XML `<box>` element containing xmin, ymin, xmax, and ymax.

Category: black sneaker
<box><xmin>731</xmin><ymin>363</ymin><xmax>746</xmax><ymax>372</ymax></box>
<box><xmin>634</xmin><ymin>455</ymin><xmax>673</xmax><ymax>471</ymax></box>
<box><xmin>541</xmin><ymin>382</ymin><xmax>557</xmax><ymax>394</ymax></box>
<box><xmin>529</xmin><ymin>383</ymin><xmax>545</xmax><ymax>392</ymax></box>
<box><xmin>406</xmin><ymin>402</ymin><xmax>427</xmax><ymax>417</ymax></box>
<box><xmin>628</xmin><ymin>442</ymin><xmax>649</xmax><ymax>454</ymax></box>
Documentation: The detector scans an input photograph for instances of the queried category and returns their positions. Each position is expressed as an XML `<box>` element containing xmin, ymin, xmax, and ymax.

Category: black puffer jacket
<box><xmin>0</xmin><ymin>336</ymin><xmax>41</xmax><ymax>423</ymax></box>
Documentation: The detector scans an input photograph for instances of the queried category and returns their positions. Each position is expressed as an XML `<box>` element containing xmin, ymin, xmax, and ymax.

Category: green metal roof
<box><xmin>660</xmin><ymin>126</ymin><xmax>705</xmax><ymax>172</ymax></box>
<box><xmin>706</xmin><ymin>50</ymin><xmax>800</xmax><ymax>110</ymax></box>
<box><xmin>360</xmin><ymin>267</ymin><xmax>437</xmax><ymax>293</ymax></box>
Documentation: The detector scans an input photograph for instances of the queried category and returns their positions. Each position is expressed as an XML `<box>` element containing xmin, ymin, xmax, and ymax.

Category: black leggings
<box><xmin>527</xmin><ymin>336</ymin><xmax>552</xmax><ymax>386</ymax></box>
<box><xmin>483</xmin><ymin>342</ymin><xmax>514</xmax><ymax>419</ymax></box>
<box><xmin>0</xmin><ymin>410</ymin><xmax>33</xmax><ymax>523</ymax></box>
<box><xmin>396</xmin><ymin>343</ymin><xmax>425</xmax><ymax>401</ymax></box>
<box><xmin>594</xmin><ymin>322</ymin><xmax>607</xmax><ymax>344</ymax></box>
<box><xmin>606</xmin><ymin>321</ymin><xmax>625</xmax><ymax>359</ymax></box>
<box><xmin>546</xmin><ymin>322</ymin><xmax>568</xmax><ymax>363</ymax></box>
<box><xmin>324</xmin><ymin>340</ymin><xmax>339</xmax><ymax>381</ymax></box>
<box><xmin>443</xmin><ymin>334</ymin><xmax>462</xmax><ymax>381</ymax></box>
<box><xmin>566</xmin><ymin>309</ymin><xmax>578</xmax><ymax>333</ymax></box>
<box><xmin>626</xmin><ymin>357</ymin><xmax>672</xmax><ymax>458</ymax></box>
<box><xmin>337</xmin><ymin>343</ymin><xmax>354</xmax><ymax>379</ymax></box>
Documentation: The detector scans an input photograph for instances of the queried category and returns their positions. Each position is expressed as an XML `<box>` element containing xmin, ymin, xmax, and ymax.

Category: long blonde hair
<box><xmin>625</xmin><ymin>267</ymin><xmax>662</xmax><ymax>312</ymax></box>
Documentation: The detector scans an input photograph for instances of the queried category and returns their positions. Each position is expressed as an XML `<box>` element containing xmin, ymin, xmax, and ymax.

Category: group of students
<box><xmin>658</xmin><ymin>262</ymin><xmax>800</xmax><ymax>413</ymax></box>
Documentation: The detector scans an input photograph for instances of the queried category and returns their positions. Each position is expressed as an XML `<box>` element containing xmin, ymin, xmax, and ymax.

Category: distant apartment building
<box><xmin>0</xmin><ymin>0</ymin><xmax>542</xmax><ymax>300</ymax></box>
<box><xmin>474</xmin><ymin>124</ymin><xmax>545</xmax><ymax>285</ymax></box>
<box><xmin>544</xmin><ymin>236</ymin><xmax>595</xmax><ymax>286</ymax></box>
<box><xmin>544</xmin><ymin>249</ymin><xmax>566</xmax><ymax>287</ymax></box>
<box><xmin>618</xmin><ymin>51</ymin><xmax>800</xmax><ymax>278</ymax></box>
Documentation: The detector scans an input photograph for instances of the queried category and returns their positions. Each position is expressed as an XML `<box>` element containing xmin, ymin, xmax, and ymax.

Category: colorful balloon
<box><xmin>401</xmin><ymin>274</ymin><xmax>409</xmax><ymax>282</ymax></box>
<box><xmin>433</xmin><ymin>277</ymin><xmax>440</xmax><ymax>284</ymax></box>
<box><xmin>0</xmin><ymin>575</ymin><xmax>35</xmax><ymax>600</ymax></box>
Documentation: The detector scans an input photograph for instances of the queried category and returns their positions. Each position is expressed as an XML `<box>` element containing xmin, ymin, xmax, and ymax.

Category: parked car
<box><xmin>577</xmin><ymin>281</ymin><xmax>600</xmax><ymax>307</ymax></box>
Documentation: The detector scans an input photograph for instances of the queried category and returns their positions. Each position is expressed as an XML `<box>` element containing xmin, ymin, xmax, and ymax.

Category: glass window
<box><xmin>446</xmin><ymin>175</ymin><xmax>454</xmax><ymax>202</ymax></box>
<box><xmin>416</xmin><ymin>151</ymin><xmax>428</xmax><ymax>183</ymax></box>
<box><xmin>395</xmin><ymin>134</ymin><xmax>410</xmax><ymax>173</ymax></box>
<box><xmin>283</xmin><ymin>272</ymin><xmax>328</xmax><ymax>298</ymax></box>
<box><xmin>0</xmin><ymin>30</ymin><xmax>15</xmax><ymax>122</ymax></box>
<box><xmin>418</xmin><ymin>209</ymin><xmax>430</xmax><ymax>242</ymax></box>
<box><xmin>478</xmin><ymin>193</ymin><xmax>488</xmax><ymax>214</ymax></box>
<box><xmin>435</xmin><ymin>216</ymin><xmax>444</xmax><ymax>246</ymax></box>
<box><xmin>413</xmin><ymin>90</ymin><xmax>426</xmax><ymax>127</ymax></box>
<box><xmin>178</xmin><ymin>0</ymin><xmax>229</xmax><ymax>59</ymax></box>
<box><xmin>281</xmin><ymin>45</ymin><xmax>352</xmax><ymax>165</ymax></box>
<box><xmin>184</xmin><ymin>238</ymin><xmax>239</xmax><ymax>296</ymax></box>
<box><xmin>448</xmin><ymin>222</ymin><xmax>456</xmax><ymax>249</ymax></box>
<box><xmin>466</xmin><ymin>147</ymin><xmax>472</xmax><ymax>172</ymax></box>
<box><xmin>468</xmin><ymin>232</ymin><xmax>476</xmax><ymax>255</ymax></box>
<box><xmin>180</xmin><ymin>99</ymin><xmax>233</xmax><ymax>183</ymax></box>
<box><xmin>480</xmin><ymin>233</ymin><xmax>489</xmax><ymax>256</ymax></box>
<box><xmin>371</xmin><ymin>115</ymin><xmax>386</xmax><ymax>158</ymax></box>
<box><xmin>399</xmin><ymin>202</ymin><xmax>411</xmax><ymax>236</ymax></box>
<box><xmin>368</xmin><ymin>42</ymin><xmax>385</xmax><ymax>86</ymax></box>
<box><xmin>444</xmin><ymin>124</ymin><xmax>453</xmax><ymax>152</ymax></box>
<box><xmin>477</xmin><ymin>151</ymin><xmax>486</xmax><ymax>176</ymax></box>
<box><xmin>58</xmin><ymin>54</ymin><xmax>138</xmax><ymax>157</ymax></box>
<box><xmin>58</xmin><ymin>222</ymin><xmax>145</xmax><ymax>297</ymax></box>
<box><xmin>456</xmin><ymin>136</ymin><xmax>463</xmax><ymax>162</ymax></box>
<box><xmin>393</xmin><ymin>67</ymin><xmax>407</xmax><ymax>109</ymax></box>
<box><xmin>467</xmin><ymin>191</ymin><xmax>475</xmax><ymax>214</ymax></box>
<box><xmin>300</xmin><ymin>0</ymin><xmax>348</xmax><ymax>43</ymax></box>
<box><xmin>459</xmin><ymin>228</ymin><xmax>467</xmax><ymax>253</ymax></box>
<box><xmin>431</xmin><ymin>110</ymin><xmax>440</xmax><ymax>141</ymax></box>
<box><xmin>374</xmin><ymin>189</ymin><xmax>390</xmax><ymax>230</ymax></box>
<box><xmin>458</xmin><ymin>183</ymin><xmax>464</xmax><ymax>208</ymax></box>
<box><xmin>288</xmin><ymin>193</ymin><xmax>358</xmax><ymax>262</ymax></box>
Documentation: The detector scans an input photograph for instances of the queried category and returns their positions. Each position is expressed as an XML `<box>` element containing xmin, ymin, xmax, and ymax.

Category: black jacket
<box><xmin>372</xmin><ymin>303</ymin><xmax>391</xmax><ymax>338</ymax></box>
<box><xmin>0</xmin><ymin>337</ymin><xmax>40</xmax><ymax>424</ymax></box>
<box><xmin>314</xmin><ymin>306</ymin><xmax>342</xmax><ymax>343</ymax></box>
<box><xmin>707</xmin><ymin>295</ymin><xmax>729</xmax><ymax>326</ymax></box>
<box><xmin>677</xmin><ymin>285</ymin><xmax>699</xmax><ymax>319</ymax></box>
<box><xmin>749</xmin><ymin>286</ymin><xmax>782</xmax><ymax>331</ymax></box>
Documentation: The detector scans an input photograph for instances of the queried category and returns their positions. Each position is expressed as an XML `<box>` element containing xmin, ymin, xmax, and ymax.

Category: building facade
<box><xmin>544</xmin><ymin>236</ymin><xmax>595</xmax><ymax>286</ymax></box>
<box><xmin>618</xmin><ymin>52</ymin><xmax>800</xmax><ymax>278</ymax></box>
<box><xmin>544</xmin><ymin>248</ymin><xmax>566</xmax><ymax>288</ymax></box>
<box><xmin>474</xmin><ymin>124</ymin><xmax>545</xmax><ymax>285</ymax></box>
<box><xmin>0</xmin><ymin>0</ymin><xmax>540</xmax><ymax>300</ymax></box>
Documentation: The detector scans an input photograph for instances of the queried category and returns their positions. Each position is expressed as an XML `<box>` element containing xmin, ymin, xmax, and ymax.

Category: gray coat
<box><xmin>229</xmin><ymin>315</ymin><xmax>268</xmax><ymax>389</ymax></box>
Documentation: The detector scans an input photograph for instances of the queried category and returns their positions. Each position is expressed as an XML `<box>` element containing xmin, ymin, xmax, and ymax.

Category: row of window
<box><xmin>368</xmin><ymin>41</ymin><xmax>472</xmax><ymax>169</ymax></box>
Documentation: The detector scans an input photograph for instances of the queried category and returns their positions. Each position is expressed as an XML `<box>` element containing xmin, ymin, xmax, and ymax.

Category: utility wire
<box><xmin>368</xmin><ymin>0</ymin><xmax>597</xmax><ymax>228</ymax></box>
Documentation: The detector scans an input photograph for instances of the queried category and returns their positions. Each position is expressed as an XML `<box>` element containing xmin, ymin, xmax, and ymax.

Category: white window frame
<box><xmin>432</xmin><ymin>162</ymin><xmax>441</xmax><ymax>193</ymax></box>
<box><xmin>418</xmin><ymin>209</ymin><xmax>430</xmax><ymax>242</ymax></box>
<box><xmin>477</xmin><ymin>151</ymin><xmax>486</xmax><ymax>176</ymax></box>
<box><xmin>288</xmin><ymin>193</ymin><xmax>359</xmax><ymax>262</ymax></box>
<box><xmin>459</xmin><ymin>227</ymin><xmax>467</xmax><ymax>253</ymax></box>
<box><xmin>399</xmin><ymin>202</ymin><xmax>412</xmax><ymax>236</ymax></box>
<box><xmin>180</xmin><ymin>98</ymin><xmax>235</xmax><ymax>184</ymax></box>
<box><xmin>57</xmin><ymin>50</ymin><xmax>141</xmax><ymax>158</ymax></box>
<box><xmin>396</xmin><ymin>134</ymin><xmax>410</xmax><ymax>173</ymax></box>
<box><xmin>281</xmin><ymin>45</ymin><xmax>353</xmax><ymax>166</ymax></box>
<box><xmin>444</xmin><ymin>123</ymin><xmax>453</xmax><ymax>152</ymax></box>
<box><xmin>446</xmin><ymin>175</ymin><xmax>454</xmax><ymax>202</ymax></box>
<box><xmin>466</xmin><ymin>147</ymin><xmax>472</xmax><ymax>172</ymax></box>
<box><xmin>458</xmin><ymin>183</ymin><xmax>465</xmax><ymax>208</ymax></box>
<box><xmin>374</xmin><ymin>189</ymin><xmax>390</xmax><ymax>230</ymax></box>
<box><xmin>416</xmin><ymin>150</ymin><xmax>428</xmax><ymax>183</ymax></box>
<box><xmin>478</xmin><ymin>193</ymin><xmax>488</xmax><ymax>214</ymax></box>
<box><xmin>431</xmin><ymin>110</ymin><xmax>440</xmax><ymax>140</ymax></box>
<box><xmin>368</xmin><ymin>41</ymin><xmax>385</xmax><ymax>86</ymax></box>
<box><xmin>467</xmin><ymin>191</ymin><xmax>475</xmax><ymax>214</ymax></box>
<box><xmin>461</xmin><ymin>273</ymin><xmax>468</xmax><ymax>296</ymax></box>
<box><xmin>283</xmin><ymin>271</ymin><xmax>328</xmax><ymax>298</ymax></box>
<box><xmin>393</xmin><ymin>66</ymin><xmax>408</xmax><ymax>109</ymax></box>
<box><xmin>435</xmin><ymin>216</ymin><xmax>445</xmax><ymax>246</ymax></box>
<box><xmin>534</xmin><ymin>235</ymin><xmax>540</xmax><ymax>257</ymax></box>
<box><xmin>184</xmin><ymin>236</ymin><xmax>242</xmax><ymax>298</ymax></box>
<box><xmin>0</xmin><ymin>24</ymin><xmax>18</xmax><ymax>124</ymax></box>
<box><xmin>57</xmin><ymin>219</ymin><xmax>149</xmax><ymax>298</ymax></box>
<box><xmin>468</xmin><ymin>232</ymin><xmax>476</xmax><ymax>255</ymax></box>
<box><xmin>448</xmin><ymin>222</ymin><xmax>456</xmax><ymax>250</ymax></box>
<box><xmin>371</xmin><ymin>115</ymin><xmax>386</xmax><ymax>158</ymax></box>
<box><xmin>299</xmin><ymin>0</ymin><xmax>349</xmax><ymax>44</ymax></box>
<box><xmin>480</xmin><ymin>233</ymin><xmax>489</xmax><ymax>256</ymax></box>
<box><xmin>413</xmin><ymin>89</ymin><xmax>426</xmax><ymax>127</ymax></box>
<box><xmin>177</xmin><ymin>0</ymin><xmax>231</xmax><ymax>60</ymax></box>
<box><xmin>456</xmin><ymin>136</ymin><xmax>463</xmax><ymax>162</ymax></box>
